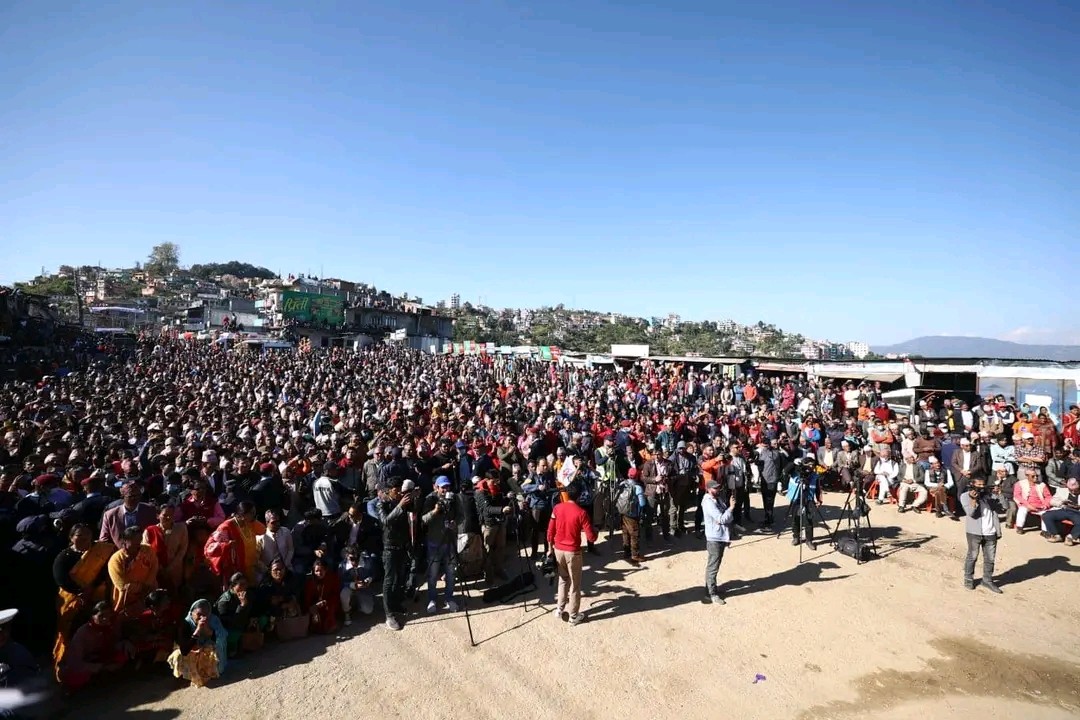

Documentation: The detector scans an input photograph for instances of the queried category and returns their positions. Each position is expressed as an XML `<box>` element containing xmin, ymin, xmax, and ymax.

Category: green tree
<box><xmin>147</xmin><ymin>242</ymin><xmax>181</xmax><ymax>277</ymax></box>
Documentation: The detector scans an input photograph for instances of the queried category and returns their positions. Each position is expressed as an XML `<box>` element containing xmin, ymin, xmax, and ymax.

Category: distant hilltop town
<box><xmin>10</xmin><ymin>243</ymin><xmax>873</xmax><ymax>359</ymax></box>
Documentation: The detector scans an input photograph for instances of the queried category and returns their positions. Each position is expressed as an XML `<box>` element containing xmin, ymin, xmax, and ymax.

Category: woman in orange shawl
<box><xmin>143</xmin><ymin>503</ymin><xmax>188</xmax><ymax>594</ymax></box>
<box><xmin>51</xmin><ymin>523</ymin><xmax>113</xmax><ymax>680</ymax></box>
<box><xmin>203</xmin><ymin>502</ymin><xmax>263</xmax><ymax>589</ymax></box>
<box><xmin>108</xmin><ymin>526</ymin><xmax>159</xmax><ymax>615</ymax></box>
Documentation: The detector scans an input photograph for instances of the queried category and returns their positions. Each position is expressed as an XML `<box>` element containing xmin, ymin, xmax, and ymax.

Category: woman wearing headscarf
<box><xmin>142</xmin><ymin>502</ymin><xmax>188</xmax><ymax>594</ymax></box>
<box><xmin>167</xmin><ymin>599</ymin><xmax>227</xmax><ymax>688</ymax></box>
<box><xmin>107</xmin><ymin>526</ymin><xmax>159</xmax><ymax>615</ymax></box>
<box><xmin>51</xmin><ymin>523</ymin><xmax>113</xmax><ymax>680</ymax></box>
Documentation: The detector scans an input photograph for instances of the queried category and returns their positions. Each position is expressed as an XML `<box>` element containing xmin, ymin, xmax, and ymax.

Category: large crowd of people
<box><xmin>1</xmin><ymin>333</ymin><xmax>1079</xmax><ymax>705</ymax></box>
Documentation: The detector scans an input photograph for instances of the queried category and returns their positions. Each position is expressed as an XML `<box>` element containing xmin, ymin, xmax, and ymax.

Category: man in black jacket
<box><xmin>474</xmin><ymin>472</ymin><xmax>512</xmax><ymax>584</ymax></box>
<box><xmin>378</xmin><ymin>478</ymin><xmax>417</xmax><ymax>631</ymax></box>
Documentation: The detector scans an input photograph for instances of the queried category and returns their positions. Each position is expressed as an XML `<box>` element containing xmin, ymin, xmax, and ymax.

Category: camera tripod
<box><xmin>447</xmin><ymin>527</ymin><xmax>477</xmax><ymax>647</ymax></box>
<box><xmin>775</xmin><ymin>470</ymin><xmax>834</xmax><ymax>563</ymax></box>
<box><xmin>831</xmin><ymin>476</ymin><xmax>878</xmax><ymax>564</ymax></box>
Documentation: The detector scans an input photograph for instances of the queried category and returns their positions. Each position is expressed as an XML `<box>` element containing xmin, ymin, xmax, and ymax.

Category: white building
<box><xmin>847</xmin><ymin>341</ymin><xmax>870</xmax><ymax>359</ymax></box>
<box><xmin>449</xmin><ymin>293</ymin><xmax>460</xmax><ymax>310</ymax></box>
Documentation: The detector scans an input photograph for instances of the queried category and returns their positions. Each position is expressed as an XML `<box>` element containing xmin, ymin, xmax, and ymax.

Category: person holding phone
<box><xmin>959</xmin><ymin>476</ymin><xmax>1004</xmax><ymax>594</ymax></box>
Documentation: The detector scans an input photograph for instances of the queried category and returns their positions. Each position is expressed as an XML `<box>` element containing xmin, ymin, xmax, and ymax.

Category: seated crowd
<box><xmin>1</xmin><ymin>336</ymin><xmax>1079</xmax><ymax>701</ymax></box>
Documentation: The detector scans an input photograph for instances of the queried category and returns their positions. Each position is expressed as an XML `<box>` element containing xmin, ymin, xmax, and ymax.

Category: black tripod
<box><xmin>775</xmin><ymin>467</ymin><xmax>834</xmax><ymax>563</ymax></box>
<box><xmin>831</xmin><ymin>476</ymin><xmax>878</xmax><ymax>564</ymax></box>
<box><xmin>448</xmin><ymin>530</ymin><xmax>478</xmax><ymax>647</ymax></box>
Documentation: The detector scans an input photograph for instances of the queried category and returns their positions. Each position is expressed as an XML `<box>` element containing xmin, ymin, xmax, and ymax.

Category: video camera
<box><xmin>436</xmin><ymin>491</ymin><xmax>456</xmax><ymax>516</ymax></box>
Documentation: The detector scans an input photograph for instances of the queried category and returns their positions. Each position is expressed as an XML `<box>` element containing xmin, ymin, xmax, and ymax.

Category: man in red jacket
<box><xmin>546</xmin><ymin>484</ymin><xmax>598</xmax><ymax>626</ymax></box>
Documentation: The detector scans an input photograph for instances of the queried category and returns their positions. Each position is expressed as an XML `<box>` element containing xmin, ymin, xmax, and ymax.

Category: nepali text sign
<box><xmin>280</xmin><ymin>291</ymin><xmax>344</xmax><ymax>325</ymax></box>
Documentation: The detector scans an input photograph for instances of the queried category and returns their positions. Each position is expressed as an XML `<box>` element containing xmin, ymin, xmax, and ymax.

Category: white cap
<box><xmin>928</xmin><ymin>456</ymin><xmax>939</xmax><ymax>464</ymax></box>
<box><xmin>1021</xmin><ymin>432</ymin><xmax>1034</xmax><ymax>439</ymax></box>
<box><xmin>0</xmin><ymin>608</ymin><xmax>18</xmax><ymax>626</ymax></box>
<box><xmin>471</xmin><ymin>475</ymin><xmax>482</xmax><ymax>485</ymax></box>
<box><xmin>401</xmin><ymin>479</ymin><xmax>416</xmax><ymax>492</ymax></box>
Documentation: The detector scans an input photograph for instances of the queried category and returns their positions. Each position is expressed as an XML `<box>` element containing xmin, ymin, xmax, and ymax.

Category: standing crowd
<box><xmin>2</xmin><ymin>336</ymin><xmax>1079</xmax><ymax>702</ymax></box>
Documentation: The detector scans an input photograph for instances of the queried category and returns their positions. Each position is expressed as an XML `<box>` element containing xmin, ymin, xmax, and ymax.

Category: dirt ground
<box><xmin>75</xmin><ymin>492</ymin><xmax>1080</xmax><ymax>720</ymax></box>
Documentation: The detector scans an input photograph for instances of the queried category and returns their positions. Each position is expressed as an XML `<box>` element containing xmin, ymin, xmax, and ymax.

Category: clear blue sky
<box><xmin>2</xmin><ymin>1</ymin><xmax>1078</xmax><ymax>345</ymax></box>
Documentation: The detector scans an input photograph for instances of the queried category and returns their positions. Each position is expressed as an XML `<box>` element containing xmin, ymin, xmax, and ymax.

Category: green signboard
<box><xmin>280</xmin><ymin>291</ymin><xmax>344</xmax><ymax>325</ymax></box>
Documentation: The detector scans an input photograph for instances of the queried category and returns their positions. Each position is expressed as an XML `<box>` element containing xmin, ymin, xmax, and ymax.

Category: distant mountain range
<box><xmin>872</xmin><ymin>336</ymin><xmax>1080</xmax><ymax>361</ymax></box>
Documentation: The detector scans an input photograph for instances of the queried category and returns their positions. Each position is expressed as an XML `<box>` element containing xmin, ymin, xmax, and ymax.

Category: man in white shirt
<box><xmin>256</xmin><ymin>509</ymin><xmax>294</xmax><ymax>580</ymax></box>
<box><xmin>873</xmin><ymin>448</ymin><xmax>899</xmax><ymax>504</ymax></box>
<box><xmin>313</xmin><ymin>462</ymin><xmax>343</xmax><ymax>518</ymax></box>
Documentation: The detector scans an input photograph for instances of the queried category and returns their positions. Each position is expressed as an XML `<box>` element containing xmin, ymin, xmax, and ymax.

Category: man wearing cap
<box><xmin>669</xmin><ymin>440</ymin><xmax>697</xmax><ymax>536</ymax></box>
<box><xmin>702</xmin><ymin>479</ymin><xmax>734</xmax><ymax>604</ymax></box>
<box><xmin>421</xmin><ymin>476</ymin><xmax>461</xmax><ymax>613</ymax></box>
<box><xmin>950</xmin><ymin>437</ymin><xmax>987</xmax><ymax>496</ymax></box>
<box><xmin>98</xmin><ymin>481</ymin><xmax>157</xmax><ymax>547</ymax></box>
<box><xmin>378</xmin><ymin>478</ymin><xmax>417</xmax><ymax>631</ymax></box>
<box><xmin>0</xmin><ymin>608</ymin><xmax>40</xmax><ymax>688</ymax></box>
<box><xmin>14</xmin><ymin>474</ymin><xmax>61</xmax><ymax>519</ymax></box>
<box><xmin>616</xmin><ymin>468</ymin><xmax>647</xmax><ymax>563</ymax></box>
<box><xmin>72</xmin><ymin>471</ymin><xmax>112</xmax><ymax>531</ymax></box>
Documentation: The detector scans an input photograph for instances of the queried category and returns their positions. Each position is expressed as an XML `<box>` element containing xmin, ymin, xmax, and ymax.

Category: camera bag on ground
<box><xmin>835</xmin><ymin>535</ymin><xmax>872</xmax><ymax>561</ymax></box>
<box><xmin>482</xmin><ymin>571</ymin><xmax>536</xmax><ymax>604</ymax></box>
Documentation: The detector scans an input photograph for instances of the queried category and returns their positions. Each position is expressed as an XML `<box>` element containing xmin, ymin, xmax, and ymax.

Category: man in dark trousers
<box><xmin>378</xmin><ymin>478</ymin><xmax>417</xmax><ymax>630</ymax></box>
<box><xmin>960</xmin><ymin>476</ymin><xmax>1004</xmax><ymax>594</ymax></box>
<box><xmin>701</xmin><ymin>480</ymin><xmax>734</xmax><ymax>604</ymax></box>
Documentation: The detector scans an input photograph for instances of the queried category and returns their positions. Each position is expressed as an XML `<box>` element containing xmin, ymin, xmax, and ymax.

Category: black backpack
<box><xmin>615</xmin><ymin>480</ymin><xmax>637</xmax><ymax>515</ymax></box>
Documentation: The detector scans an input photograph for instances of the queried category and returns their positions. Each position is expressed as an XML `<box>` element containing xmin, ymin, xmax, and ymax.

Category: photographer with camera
<box><xmin>377</xmin><ymin>478</ymin><xmax>418</xmax><ymax>631</ymax></box>
<box><xmin>420</xmin><ymin>476</ymin><xmax>461</xmax><ymax>613</ymax></box>
<box><xmin>474</xmin><ymin>471</ymin><xmax>513</xmax><ymax>585</ymax></box>
<box><xmin>785</xmin><ymin>458</ymin><xmax>822</xmax><ymax>549</ymax></box>
<box><xmin>960</xmin><ymin>475</ymin><xmax>1004</xmax><ymax>593</ymax></box>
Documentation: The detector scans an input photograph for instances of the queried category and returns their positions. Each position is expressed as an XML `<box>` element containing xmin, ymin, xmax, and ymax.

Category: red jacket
<box><xmin>547</xmin><ymin>501</ymin><xmax>598</xmax><ymax>553</ymax></box>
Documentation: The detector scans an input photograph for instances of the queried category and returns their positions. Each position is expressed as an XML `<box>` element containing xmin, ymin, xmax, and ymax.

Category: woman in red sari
<box><xmin>204</xmin><ymin>502</ymin><xmax>263</xmax><ymax>589</ymax></box>
<box><xmin>57</xmin><ymin>602</ymin><xmax>130</xmax><ymax>694</ymax></box>
<box><xmin>302</xmin><ymin>558</ymin><xmax>341</xmax><ymax>634</ymax></box>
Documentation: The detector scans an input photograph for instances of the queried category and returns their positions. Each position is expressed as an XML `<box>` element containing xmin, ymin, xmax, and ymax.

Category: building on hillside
<box><xmin>800</xmin><ymin>341</ymin><xmax>824</xmax><ymax>360</ymax></box>
<box><xmin>847</xmin><ymin>341</ymin><xmax>870</xmax><ymax>359</ymax></box>
<box><xmin>717</xmin><ymin>318</ymin><xmax>737</xmax><ymax>333</ymax></box>
<box><xmin>449</xmin><ymin>293</ymin><xmax>461</xmax><ymax>311</ymax></box>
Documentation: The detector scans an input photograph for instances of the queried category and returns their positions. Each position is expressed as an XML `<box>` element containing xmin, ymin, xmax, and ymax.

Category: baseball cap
<box><xmin>401</xmin><ymin>479</ymin><xmax>416</xmax><ymax>492</ymax></box>
<box><xmin>705</xmin><ymin>480</ymin><xmax>721</xmax><ymax>490</ymax></box>
<box><xmin>627</xmin><ymin>468</ymin><xmax>639</xmax><ymax>479</ymax></box>
<box><xmin>435</xmin><ymin>476</ymin><xmax>452</xmax><ymax>488</ymax></box>
<box><xmin>676</xmin><ymin>441</ymin><xmax>687</xmax><ymax>449</ymax></box>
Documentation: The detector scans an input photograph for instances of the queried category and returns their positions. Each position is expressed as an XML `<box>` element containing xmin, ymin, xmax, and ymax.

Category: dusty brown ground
<box><xmin>76</xmin><ymin>493</ymin><xmax>1080</xmax><ymax>720</ymax></box>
